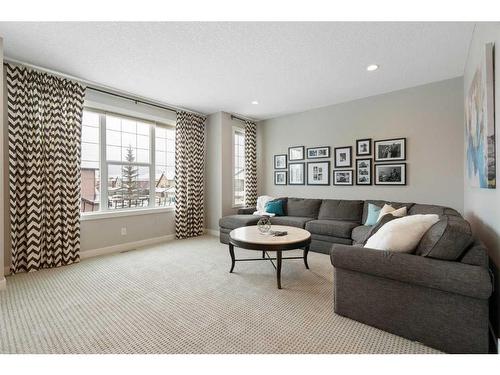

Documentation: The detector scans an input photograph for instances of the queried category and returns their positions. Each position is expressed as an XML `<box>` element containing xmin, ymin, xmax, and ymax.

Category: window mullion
<box><xmin>149</xmin><ymin>124</ymin><xmax>155</xmax><ymax>208</ymax></box>
<box><xmin>99</xmin><ymin>113</ymin><xmax>108</xmax><ymax>212</ymax></box>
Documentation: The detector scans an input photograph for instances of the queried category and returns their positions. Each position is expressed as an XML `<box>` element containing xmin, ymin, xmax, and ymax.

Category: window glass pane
<box><xmin>136</xmin><ymin>149</ymin><xmax>149</xmax><ymax>163</ymax></box>
<box><xmin>233</xmin><ymin>130</ymin><xmax>245</xmax><ymax>206</ymax></box>
<box><xmin>122</xmin><ymin>132</ymin><xmax>136</xmax><ymax>149</ymax></box>
<box><xmin>106</xmin><ymin>130</ymin><xmax>121</xmax><ymax>146</ymax></box>
<box><xmin>82</xmin><ymin>111</ymin><xmax>99</xmax><ymax>127</ymax></box>
<box><xmin>107</xmin><ymin>164</ymin><xmax>150</xmax><ymax>210</ymax></box>
<box><xmin>106</xmin><ymin>116</ymin><xmax>121</xmax><ymax>131</ymax></box>
<box><xmin>82</xmin><ymin>142</ymin><xmax>99</xmax><ymax>162</ymax></box>
<box><xmin>81</xmin><ymin>109</ymin><xmax>101</xmax><ymax>213</ymax></box>
<box><xmin>137</xmin><ymin>122</ymin><xmax>150</xmax><ymax>135</ymax></box>
<box><xmin>82</xmin><ymin>125</ymin><xmax>99</xmax><ymax>143</ymax></box>
<box><xmin>122</xmin><ymin>118</ymin><xmax>136</xmax><ymax>133</ymax></box>
<box><xmin>155</xmin><ymin>125</ymin><xmax>175</xmax><ymax>207</ymax></box>
<box><xmin>138</xmin><ymin>135</ymin><xmax>149</xmax><ymax>149</ymax></box>
<box><xmin>107</xmin><ymin>145</ymin><xmax>122</xmax><ymax>161</ymax></box>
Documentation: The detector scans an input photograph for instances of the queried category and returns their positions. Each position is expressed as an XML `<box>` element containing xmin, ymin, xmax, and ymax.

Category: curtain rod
<box><xmin>231</xmin><ymin>114</ymin><xmax>254</xmax><ymax>123</ymax></box>
<box><xmin>3</xmin><ymin>57</ymin><xmax>205</xmax><ymax>117</ymax></box>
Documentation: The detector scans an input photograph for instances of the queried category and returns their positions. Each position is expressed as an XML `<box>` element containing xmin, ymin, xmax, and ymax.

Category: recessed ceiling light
<box><xmin>366</xmin><ymin>64</ymin><xmax>379</xmax><ymax>72</ymax></box>
<box><xmin>251</xmin><ymin>100</ymin><xmax>259</xmax><ymax>105</ymax></box>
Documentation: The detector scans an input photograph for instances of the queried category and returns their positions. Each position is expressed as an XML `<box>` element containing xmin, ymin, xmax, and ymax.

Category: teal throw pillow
<box><xmin>265</xmin><ymin>200</ymin><xmax>285</xmax><ymax>216</ymax></box>
<box><xmin>364</xmin><ymin>203</ymin><xmax>382</xmax><ymax>226</ymax></box>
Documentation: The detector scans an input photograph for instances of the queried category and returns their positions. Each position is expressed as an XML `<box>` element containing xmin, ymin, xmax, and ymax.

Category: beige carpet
<box><xmin>0</xmin><ymin>235</ymin><xmax>440</xmax><ymax>354</ymax></box>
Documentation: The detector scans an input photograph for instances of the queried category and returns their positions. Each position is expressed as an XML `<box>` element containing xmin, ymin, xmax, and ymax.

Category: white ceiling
<box><xmin>0</xmin><ymin>22</ymin><xmax>474</xmax><ymax>120</ymax></box>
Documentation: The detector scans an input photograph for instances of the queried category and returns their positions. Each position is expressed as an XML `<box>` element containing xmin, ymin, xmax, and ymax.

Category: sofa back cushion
<box><xmin>362</xmin><ymin>200</ymin><xmax>414</xmax><ymax>224</ymax></box>
<box><xmin>460</xmin><ymin>241</ymin><xmax>489</xmax><ymax>267</ymax></box>
<box><xmin>318</xmin><ymin>199</ymin><xmax>364</xmax><ymax>223</ymax></box>
<box><xmin>287</xmin><ymin>198</ymin><xmax>322</xmax><ymax>218</ymax></box>
<box><xmin>409</xmin><ymin>204</ymin><xmax>461</xmax><ymax>217</ymax></box>
<box><xmin>416</xmin><ymin>216</ymin><xmax>473</xmax><ymax>261</ymax></box>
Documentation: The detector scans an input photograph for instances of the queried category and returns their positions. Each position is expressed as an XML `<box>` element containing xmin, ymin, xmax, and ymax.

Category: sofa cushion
<box><xmin>318</xmin><ymin>199</ymin><xmax>363</xmax><ymax>223</ymax></box>
<box><xmin>306</xmin><ymin>219</ymin><xmax>358</xmax><ymax>239</ymax></box>
<box><xmin>270</xmin><ymin>216</ymin><xmax>314</xmax><ymax>228</ymax></box>
<box><xmin>351</xmin><ymin>225</ymin><xmax>372</xmax><ymax>245</ymax></box>
<box><xmin>363</xmin><ymin>213</ymin><xmax>398</xmax><ymax>245</ymax></box>
<box><xmin>416</xmin><ymin>216</ymin><xmax>473</xmax><ymax>260</ymax></box>
<box><xmin>365</xmin><ymin>214</ymin><xmax>440</xmax><ymax>253</ymax></box>
<box><xmin>362</xmin><ymin>200</ymin><xmax>414</xmax><ymax>224</ymax></box>
<box><xmin>219</xmin><ymin>215</ymin><xmax>260</xmax><ymax>230</ymax></box>
<box><xmin>287</xmin><ymin>198</ymin><xmax>322</xmax><ymax>218</ymax></box>
<box><xmin>409</xmin><ymin>204</ymin><xmax>461</xmax><ymax>217</ymax></box>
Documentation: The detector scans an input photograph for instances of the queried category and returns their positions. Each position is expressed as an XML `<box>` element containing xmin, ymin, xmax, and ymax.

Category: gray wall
<box><xmin>260</xmin><ymin>77</ymin><xmax>465</xmax><ymax>212</ymax></box>
<box><xmin>0</xmin><ymin>38</ymin><xmax>4</xmax><ymax>281</ymax></box>
<box><xmin>462</xmin><ymin>22</ymin><xmax>500</xmax><ymax>335</ymax></box>
<box><xmin>205</xmin><ymin>111</ymin><xmax>248</xmax><ymax>230</ymax></box>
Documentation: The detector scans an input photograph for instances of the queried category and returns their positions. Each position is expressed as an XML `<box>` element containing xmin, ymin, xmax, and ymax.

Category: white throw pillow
<box><xmin>365</xmin><ymin>214</ymin><xmax>439</xmax><ymax>253</ymax></box>
<box><xmin>377</xmin><ymin>204</ymin><xmax>407</xmax><ymax>221</ymax></box>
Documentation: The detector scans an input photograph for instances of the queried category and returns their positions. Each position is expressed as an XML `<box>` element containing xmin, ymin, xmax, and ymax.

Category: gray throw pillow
<box><xmin>416</xmin><ymin>216</ymin><xmax>473</xmax><ymax>261</ymax></box>
<box><xmin>362</xmin><ymin>214</ymin><xmax>398</xmax><ymax>245</ymax></box>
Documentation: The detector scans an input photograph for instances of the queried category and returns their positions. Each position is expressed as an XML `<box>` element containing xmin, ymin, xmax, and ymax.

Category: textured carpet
<box><xmin>0</xmin><ymin>235</ymin><xmax>440</xmax><ymax>354</ymax></box>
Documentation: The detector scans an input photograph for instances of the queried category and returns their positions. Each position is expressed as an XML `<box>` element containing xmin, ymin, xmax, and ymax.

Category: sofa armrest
<box><xmin>237</xmin><ymin>207</ymin><xmax>256</xmax><ymax>215</ymax></box>
<box><xmin>330</xmin><ymin>244</ymin><xmax>492</xmax><ymax>299</ymax></box>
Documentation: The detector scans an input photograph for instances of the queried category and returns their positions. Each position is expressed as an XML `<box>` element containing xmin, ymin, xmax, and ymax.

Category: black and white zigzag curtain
<box><xmin>244</xmin><ymin>120</ymin><xmax>257</xmax><ymax>207</ymax></box>
<box><xmin>175</xmin><ymin>111</ymin><xmax>206</xmax><ymax>239</ymax></box>
<box><xmin>6</xmin><ymin>64</ymin><xmax>85</xmax><ymax>274</ymax></box>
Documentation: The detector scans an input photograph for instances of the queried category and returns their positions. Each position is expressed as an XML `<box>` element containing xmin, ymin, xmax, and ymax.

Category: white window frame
<box><xmin>232</xmin><ymin>126</ymin><xmax>246</xmax><ymax>208</ymax></box>
<box><xmin>81</xmin><ymin>107</ymin><xmax>176</xmax><ymax>220</ymax></box>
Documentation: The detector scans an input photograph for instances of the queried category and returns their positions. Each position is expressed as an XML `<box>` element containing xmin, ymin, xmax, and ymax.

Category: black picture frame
<box><xmin>334</xmin><ymin>146</ymin><xmax>352</xmax><ymax>168</ymax></box>
<box><xmin>274</xmin><ymin>171</ymin><xmax>287</xmax><ymax>185</ymax></box>
<box><xmin>288</xmin><ymin>146</ymin><xmax>305</xmax><ymax>161</ymax></box>
<box><xmin>288</xmin><ymin>162</ymin><xmax>305</xmax><ymax>185</ymax></box>
<box><xmin>306</xmin><ymin>161</ymin><xmax>330</xmax><ymax>185</ymax></box>
<box><xmin>355</xmin><ymin>158</ymin><xmax>372</xmax><ymax>185</ymax></box>
<box><xmin>274</xmin><ymin>154</ymin><xmax>287</xmax><ymax>169</ymax></box>
<box><xmin>306</xmin><ymin>146</ymin><xmax>331</xmax><ymax>159</ymax></box>
<box><xmin>374</xmin><ymin>138</ymin><xmax>406</xmax><ymax>162</ymax></box>
<box><xmin>374</xmin><ymin>163</ymin><xmax>407</xmax><ymax>185</ymax></box>
<box><xmin>333</xmin><ymin>169</ymin><xmax>354</xmax><ymax>186</ymax></box>
<box><xmin>356</xmin><ymin>138</ymin><xmax>372</xmax><ymax>156</ymax></box>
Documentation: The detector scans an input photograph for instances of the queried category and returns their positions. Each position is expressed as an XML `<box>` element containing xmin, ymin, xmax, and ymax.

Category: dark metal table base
<box><xmin>228</xmin><ymin>243</ymin><xmax>310</xmax><ymax>289</ymax></box>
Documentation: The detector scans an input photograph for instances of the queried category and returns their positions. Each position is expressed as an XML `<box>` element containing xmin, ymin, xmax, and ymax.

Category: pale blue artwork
<box><xmin>465</xmin><ymin>43</ymin><xmax>496</xmax><ymax>189</ymax></box>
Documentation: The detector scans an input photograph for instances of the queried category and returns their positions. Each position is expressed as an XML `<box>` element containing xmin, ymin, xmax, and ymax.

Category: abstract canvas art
<box><xmin>465</xmin><ymin>42</ymin><xmax>496</xmax><ymax>189</ymax></box>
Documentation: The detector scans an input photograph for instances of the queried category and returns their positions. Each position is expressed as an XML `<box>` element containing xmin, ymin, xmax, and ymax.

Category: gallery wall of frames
<box><xmin>273</xmin><ymin>138</ymin><xmax>407</xmax><ymax>187</ymax></box>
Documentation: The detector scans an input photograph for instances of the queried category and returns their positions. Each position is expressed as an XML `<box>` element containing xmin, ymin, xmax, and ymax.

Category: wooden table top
<box><xmin>229</xmin><ymin>225</ymin><xmax>311</xmax><ymax>246</ymax></box>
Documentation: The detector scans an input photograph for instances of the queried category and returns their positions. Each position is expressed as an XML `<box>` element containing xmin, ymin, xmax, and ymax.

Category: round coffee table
<box><xmin>228</xmin><ymin>225</ymin><xmax>312</xmax><ymax>289</ymax></box>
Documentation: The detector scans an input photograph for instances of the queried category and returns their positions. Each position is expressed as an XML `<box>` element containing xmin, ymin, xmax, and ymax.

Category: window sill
<box><xmin>80</xmin><ymin>206</ymin><xmax>175</xmax><ymax>221</ymax></box>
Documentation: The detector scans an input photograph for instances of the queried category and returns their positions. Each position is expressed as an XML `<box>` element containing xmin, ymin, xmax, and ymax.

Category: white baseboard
<box><xmin>0</xmin><ymin>277</ymin><xmax>6</xmax><ymax>291</ymax></box>
<box><xmin>205</xmin><ymin>228</ymin><xmax>219</xmax><ymax>237</ymax></box>
<box><xmin>80</xmin><ymin>234</ymin><xmax>176</xmax><ymax>260</ymax></box>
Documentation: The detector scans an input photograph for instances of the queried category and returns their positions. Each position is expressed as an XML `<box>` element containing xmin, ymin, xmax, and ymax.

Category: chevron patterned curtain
<box><xmin>175</xmin><ymin>111</ymin><xmax>206</xmax><ymax>239</ymax></box>
<box><xmin>244</xmin><ymin>120</ymin><xmax>257</xmax><ymax>207</ymax></box>
<box><xmin>6</xmin><ymin>64</ymin><xmax>85</xmax><ymax>273</ymax></box>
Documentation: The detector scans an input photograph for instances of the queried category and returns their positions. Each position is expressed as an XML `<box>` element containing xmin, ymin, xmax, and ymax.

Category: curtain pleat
<box><xmin>174</xmin><ymin>111</ymin><xmax>206</xmax><ymax>239</ymax></box>
<box><xmin>6</xmin><ymin>64</ymin><xmax>85</xmax><ymax>273</ymax></box>
<box><xmin>244</xmin><ymin>121</ymin><xmax>257</xmax><ymax>207</ymax></box>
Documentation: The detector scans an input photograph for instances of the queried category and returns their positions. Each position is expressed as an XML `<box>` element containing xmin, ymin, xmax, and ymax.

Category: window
<box><xmin>80</xmin><ymin>108</ymin><xmax>175</xmax><ymax>214</ymax></box>
<box><xmin>233</xmin><ymin>127</ymin><xmax>245</xmax><ymax>206</ymax></box>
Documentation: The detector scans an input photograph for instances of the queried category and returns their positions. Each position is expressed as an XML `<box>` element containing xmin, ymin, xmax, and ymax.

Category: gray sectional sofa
<box><xmin>219</xmin><ymin>197</ymin><xmax>494</xmax><ymax>354</ymax></box>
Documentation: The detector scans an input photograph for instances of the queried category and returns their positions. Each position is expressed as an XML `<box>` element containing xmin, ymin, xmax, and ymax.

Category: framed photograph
<box><xmin>288</xmin><ymin>146</ymin><xmax>305</xmax><ymax>161</ymax></box>
<box><xmin>274</xmin><ymin>171</ymin><xmax>287</xmax><ymax>185</ymax></box>
<box><xmin>288</xmin><ymin>162</ymin><xmax>305</xmax><ymax>185</ymax></box>
<box><xmin>356</xmin><ymin>158</ymin><xmax>372</xmax><ymax>185</ymax></box>
<box><xmin>374</xmin><ymin>138</ymin><xmax>406</xmax><ymax>162</ymax></box>
<box><xmin>356</xmin><ymin>138</ymin><xmax>372</xmax><ymax>156</ymax></box>
<box><xmin>333</xmin><ymin>170</ymin><xmax>353</xmax><ymax>186</ymax></box>
<box><xmin>274</xmin><ymin>154</ymin><xmax>287</xmax><ymax>169</ymax></box>
<box><xmin>307</xmin><ymin>161</ymin><xmax>330</xmax><ymax>185</ymax></box>
<box><xmin>334</xmin><ymin>146</ymin><xmax>352</xmax><ymax>168</ymax></box>
<box><xmin>307</xmin><ymin>146</ymin><xmax>330</xmax><ymax>159</ymax></box>
<box><xmin>375</xmin><ymin>163</ymin><xmax>407</xmax><ymax>185</ymax></box>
